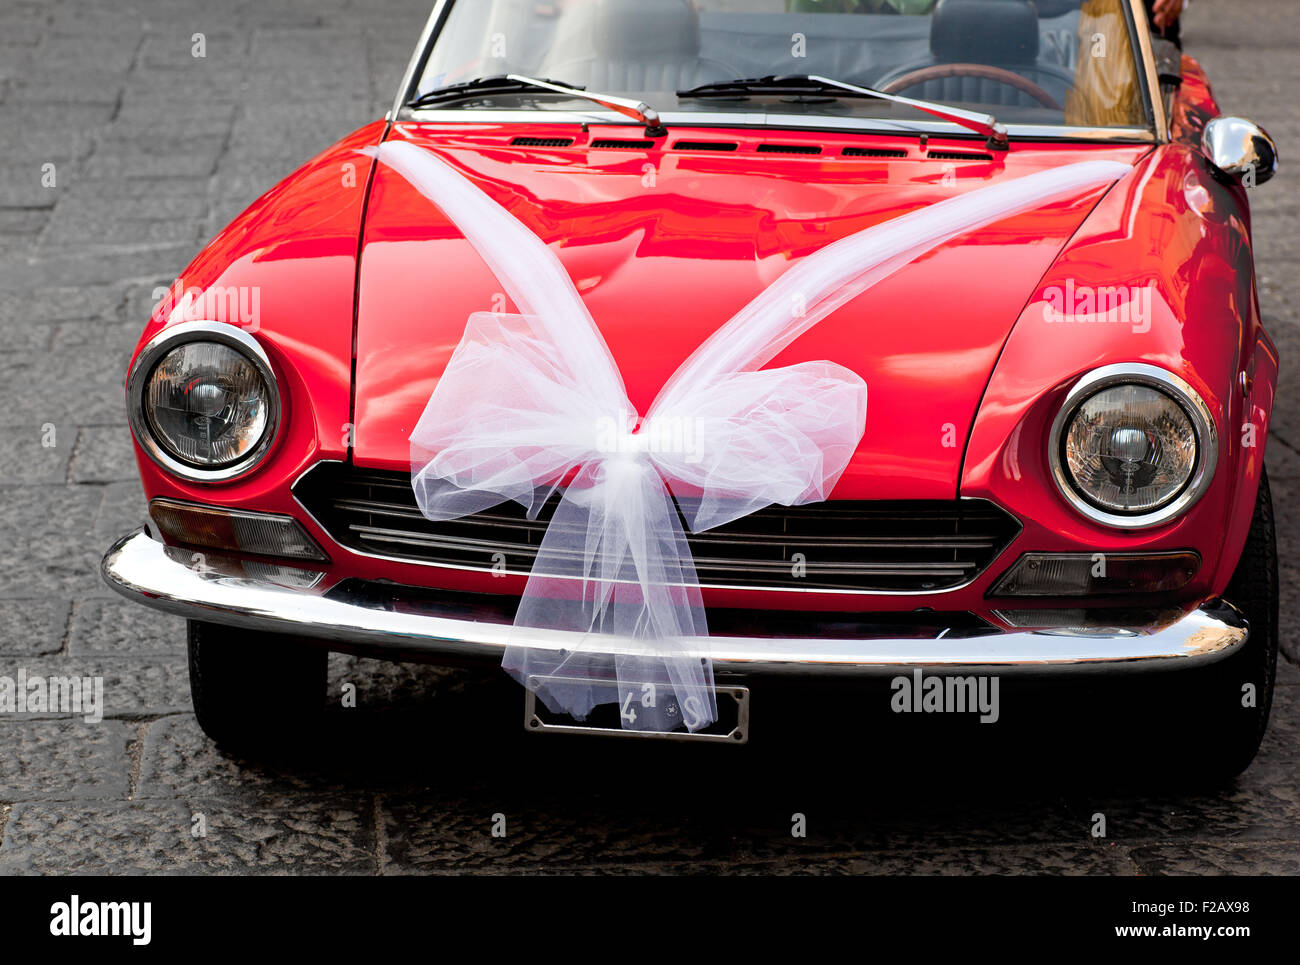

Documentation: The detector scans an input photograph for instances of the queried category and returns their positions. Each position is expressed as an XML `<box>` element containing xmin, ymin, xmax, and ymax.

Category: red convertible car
<box><xmin>103</xmin><ymin>0</ymin><xmax>1280</xmax><ymax>779</ymax></box>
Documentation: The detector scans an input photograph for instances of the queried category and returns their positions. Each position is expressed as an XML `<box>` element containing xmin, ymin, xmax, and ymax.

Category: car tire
<box><xmin>187</xmin><ymin>619</ymin><xmax>327</xmax><ymax>754</ymax></box>
<box><xmin>1152</xmin><ymin>469</ymin><xmax>1278</xmax><ymax>784</ymax></box>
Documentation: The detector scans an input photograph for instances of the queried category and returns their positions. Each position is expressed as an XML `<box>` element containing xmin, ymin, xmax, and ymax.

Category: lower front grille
<box><xmin>294</xmin><ymin>464</ymin><xmax>1020</xmax><ymax>593</ymax></box>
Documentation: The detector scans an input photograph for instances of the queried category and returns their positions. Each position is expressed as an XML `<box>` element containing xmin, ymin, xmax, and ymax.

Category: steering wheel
<box><xmin>880</xmin><ymin>63</ymin><xmax>1062</xmax><ymax>110</ymax></box>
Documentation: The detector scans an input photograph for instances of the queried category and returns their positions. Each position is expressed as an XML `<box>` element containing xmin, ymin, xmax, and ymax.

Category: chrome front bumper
<box><xmin>101</xmin><ymin>529</ymin><xmax>1248</xmax><ymax>676</ymax></box>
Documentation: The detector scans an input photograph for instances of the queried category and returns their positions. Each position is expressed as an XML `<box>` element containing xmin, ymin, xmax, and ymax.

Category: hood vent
<box><xmin>590</xmin><ymin>138</ymin><xmax>656</xmax><ymax>149</ymax></box>
<box><xmin>672</xmin><ymin>140</ymin><xmax>739</xmax><ymax>151</ymax></box>
<box><xmin>843</xmin><ymin>147</ymin><xmax>908</xmax><ymax>158</ymax></box>
<box><xmin>757</xmin><ymin>143</ymin><xmax>821</xmax><ymax>154</ymax></box>
<box><xmin>511</xmin><ymin>136</ymin><xmax>575</xmax><ymax>147</ymax></box>
<box><xmin>927</xmin><ymin>149</ymin><xmax>994</xmax><ymax>162</ymax></box>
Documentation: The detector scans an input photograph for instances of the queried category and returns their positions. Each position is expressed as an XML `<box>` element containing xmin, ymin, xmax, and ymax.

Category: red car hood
<box><xmin>354</xmin><ymin>124</ymin><xmax>1146</xmax><ymax>500</ymax></box>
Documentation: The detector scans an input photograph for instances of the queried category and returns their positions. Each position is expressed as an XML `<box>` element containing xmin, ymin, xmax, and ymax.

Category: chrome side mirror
<box><xmin>1203</xmin><ymin>116</ymin><xmax>1278</xmax><ymax>187</ymax></box>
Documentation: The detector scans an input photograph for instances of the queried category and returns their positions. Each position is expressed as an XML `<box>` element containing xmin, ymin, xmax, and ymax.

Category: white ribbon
<box><xmin>370</xmin><ymin>142</ymin><xmax>1128</xmax><ymax>732</ymax></box>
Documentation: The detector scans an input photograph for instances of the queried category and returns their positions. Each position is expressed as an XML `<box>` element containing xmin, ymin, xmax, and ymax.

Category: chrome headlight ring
<box><xmin>126</xmin><ymin>320</ymin><xmax>282</xmax><ymax>483</ymax></box>
<box><xmin>1048</xmin><ymin>363</ymin><xmax>1218</xmax><ymax>530</ymax></box>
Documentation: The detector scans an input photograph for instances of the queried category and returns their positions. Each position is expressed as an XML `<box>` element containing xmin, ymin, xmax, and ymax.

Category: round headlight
<box><xmin>145</xmin><ymin>342</ymin><xmax>270</xmax><ymax>467</ymax></box>
<box><xmin>1064</xmin><ymin>384</ymin><xmax>1196</xmax><ymax>512</ymax></box>
<box><xmin>128</xmin><ymin>322</ymin><xmax>280</xmax><ymax>481</ymax></box>
<box><xmin>1050</xmin><ymin>365</ymin><xmax>1217</xmax><ymax>528</ymax></box>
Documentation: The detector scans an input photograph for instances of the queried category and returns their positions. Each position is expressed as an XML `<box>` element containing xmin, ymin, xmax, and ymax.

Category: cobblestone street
<box><xmin>0</xmin><ymin>0</ymin><xmax>1296</xmax><ymax>874</ymax></box>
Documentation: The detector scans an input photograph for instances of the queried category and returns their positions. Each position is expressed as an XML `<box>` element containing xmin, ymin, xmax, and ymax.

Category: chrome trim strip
<box><xmin>126</xmin><ymin>320</ymin><xmax>283</xmax><ymax>484</ymax></box>
<box><xmin>102</xmin><ymin>529</ymin><xmax>1246</xmax><ymax>674</ymax></box>
<box><xmin>391</xmin><ymin>0</ymin><xmax>450</xmax><ymax>121</ymax></box>
<box><xmin>1048</xmin><ymin>363</ymin><xmax>1219</xmax><ymax>529</ymax></box>
<box><xmin>394</xmin><ymin>108</ymin><xmax>1156</xmax><ymax>144</ymax></box>
<box><xmin>1126</xmin><ymin>0</ymin><xmax>1170</xmax><ymax>142</ymax></box>
<box><xmin>288</xmin><ymin>461</ymin><xmax>1023</xmax><ymax>597</ymax></box>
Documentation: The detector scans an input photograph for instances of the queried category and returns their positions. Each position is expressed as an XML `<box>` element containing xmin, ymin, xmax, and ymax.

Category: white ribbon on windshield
<box><xmin>370</xmin><ymin>142</ymin><xmax>1128</xmax><ymax>732</ymax></box>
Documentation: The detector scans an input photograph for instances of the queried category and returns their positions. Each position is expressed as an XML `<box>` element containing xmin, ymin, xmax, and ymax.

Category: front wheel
<box><xmin>188</xmin><ymin>620</ymin><xmax>327</xmax><ymax>754</ymax></box>
<box><xmin>1154</xmin><ymin>469</ymin><xmax>1278</xmax><ymax>784</ymax></box>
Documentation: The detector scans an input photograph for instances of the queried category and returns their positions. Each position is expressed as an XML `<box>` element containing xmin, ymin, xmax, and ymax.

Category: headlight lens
<box><xmin>143</xmin><ymin>341</ymin><xmax>272</xmax><ymax>468</ymax></box>
<box><xmin>1061</xmin><ymin>384</ymin><xmax>1197</xmax><ymax>514</ymax></box>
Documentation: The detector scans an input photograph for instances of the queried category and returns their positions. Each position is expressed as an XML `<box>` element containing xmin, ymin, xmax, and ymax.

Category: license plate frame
<box><xmin>523</xmin><ymin>675</ymin><xmax>749</xmax><ymax>744</ymax></box>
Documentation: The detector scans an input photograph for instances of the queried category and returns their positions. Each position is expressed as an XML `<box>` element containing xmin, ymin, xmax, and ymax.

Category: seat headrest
<box><xmin>931</xmin><ymin>0</ymin><xmax>1040</xmax><ymax>64</ymax></box>
<box><xmin>592</xmin><ymin>0</ymin><xmax>701</xmax><ymax>60</ymax></box>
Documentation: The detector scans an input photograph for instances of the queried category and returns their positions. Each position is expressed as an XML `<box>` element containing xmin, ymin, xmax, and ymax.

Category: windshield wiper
<box><xmin>408</xmin><ymin>73</ymin><xmax>667</xmax><ymax>138</ymax></box>
<box><xmin>407</xmin><ymin>75</ymin><xmax>571</xmax><ymax>109</ymax></box>
<box><xmin>676</xmin><ymin>74</ymin><xmax>1008</xmax><ymax>150</ymax></box>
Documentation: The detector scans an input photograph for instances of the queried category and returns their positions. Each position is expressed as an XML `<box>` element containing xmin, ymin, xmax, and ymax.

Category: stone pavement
<box><xmin>0</xmin><ymin>0</ymin><xmax>1295</xmax><ymax>874</ymax></box>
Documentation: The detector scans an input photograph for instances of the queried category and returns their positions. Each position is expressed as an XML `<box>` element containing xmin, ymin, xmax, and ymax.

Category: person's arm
<box><xmin>1150</xmin><ymin>0</ymin><xmax>1185</xmax><ymax>30</ymax></box>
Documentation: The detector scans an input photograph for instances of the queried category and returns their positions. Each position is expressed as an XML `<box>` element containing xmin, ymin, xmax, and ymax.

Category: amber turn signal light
<box><xmin>987</xmin><ymin>551</ymin><xmax>1199</xmax><ymax>597</ymax></box>
<box><xmin>149</xmin><ymin>499</ymin><xmax>328</xmax><ymax>562</ymax></box>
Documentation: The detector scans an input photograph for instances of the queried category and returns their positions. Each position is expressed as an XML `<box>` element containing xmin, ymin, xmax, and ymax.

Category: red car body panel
<box><xmin>964</xmin><ymin>142</ymin><xmax>1274</xmax><ymax>605</ymax></box>
<box><xmin>353</xmin><ymin>125</ymin><xmax>1146</xmax><ymax>499</ymax></box>
<box><xmin>132</xmin><ymin>121</ymin><xmax>386</xmax><ymax>511</ymax></box>
<box><xmin>126</xmin><ymin>56</ymin><xmax>1276</xmax><ymax>621</ymax></box>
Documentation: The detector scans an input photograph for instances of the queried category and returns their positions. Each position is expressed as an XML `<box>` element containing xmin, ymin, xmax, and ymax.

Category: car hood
<box><xmin>353</xmin><ymin>124</ymin><xmax>1146</xmax><ymax>500</ymax></box>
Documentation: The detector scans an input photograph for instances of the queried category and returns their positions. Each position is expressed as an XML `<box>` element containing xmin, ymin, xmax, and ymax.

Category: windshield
<box><xmin>411</xmin><ymin>0</ymin><xmax>1152</xmax><ymax>132</ymax></box>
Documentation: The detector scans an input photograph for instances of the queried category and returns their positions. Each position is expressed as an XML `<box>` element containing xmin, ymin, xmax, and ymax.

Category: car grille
<box><xmin>294</xmin><ymin>464</ymin><xmax>1019</xmax><ymax>593</ymax></box>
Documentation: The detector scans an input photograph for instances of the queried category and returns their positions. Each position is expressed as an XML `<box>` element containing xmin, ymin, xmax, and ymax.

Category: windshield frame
<box><xmin>390</xmin><ymin>0</ymin><xmax>1168</xmax><ymax>144</ymax></box>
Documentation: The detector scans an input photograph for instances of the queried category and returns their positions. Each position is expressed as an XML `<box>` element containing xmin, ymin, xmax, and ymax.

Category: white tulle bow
<box><xmin>370</xmin><ymin>142</ymin><xmax>1129</xmax><ymax>732</ymax></box>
